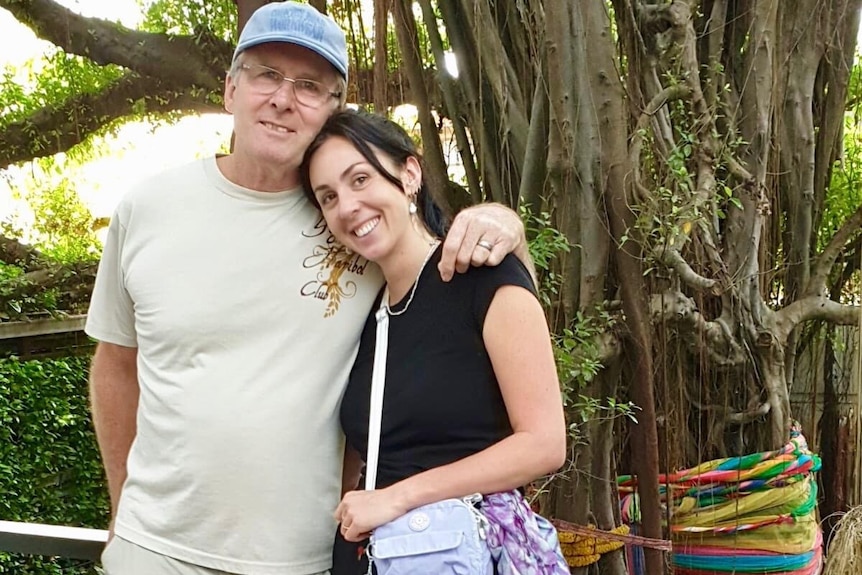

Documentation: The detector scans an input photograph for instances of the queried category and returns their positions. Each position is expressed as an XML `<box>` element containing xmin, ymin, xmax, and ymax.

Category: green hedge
<box><xmin>0</xmin><ymin>356</ymin><xmax>109</xmax><ymax>574</ymax></box>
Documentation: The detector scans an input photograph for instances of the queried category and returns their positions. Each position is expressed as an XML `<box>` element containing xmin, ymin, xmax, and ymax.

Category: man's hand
<box><xmin>439</xmin><ymin>203</ymin><xmax>531</xmax><ymax>281</ymax></box>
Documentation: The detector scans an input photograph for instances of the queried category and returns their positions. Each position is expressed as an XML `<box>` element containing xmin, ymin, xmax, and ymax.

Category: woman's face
<box><xmin>308</xmin><ymin>136</ymin><xmax>417</xmax><ymax>263</ymax></box>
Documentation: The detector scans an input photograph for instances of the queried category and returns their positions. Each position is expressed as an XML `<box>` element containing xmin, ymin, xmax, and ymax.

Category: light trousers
<box><xmin>100</xmin><ymin>536</ymin><xmax>330</xmax><ymax>575</ymax></box>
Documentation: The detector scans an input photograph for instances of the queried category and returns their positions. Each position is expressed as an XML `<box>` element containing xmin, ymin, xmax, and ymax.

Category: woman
<box><xmin>300</xmin><ymin>109</ymin><xmax>567</xmax><ymax>574</ymax></box>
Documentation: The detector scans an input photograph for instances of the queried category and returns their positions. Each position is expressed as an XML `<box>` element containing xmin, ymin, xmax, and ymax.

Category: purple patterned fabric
<box><xmin>481</xmin><ymin>491</ymin><xmax>571</xmax><ymax>575</ymax></box>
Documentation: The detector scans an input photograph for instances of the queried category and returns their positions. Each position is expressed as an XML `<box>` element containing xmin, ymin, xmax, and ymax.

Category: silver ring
<box><xmin>477</xmin><ymin>239</ymin><xmax>494</xmax><ymax>251</ymax></box>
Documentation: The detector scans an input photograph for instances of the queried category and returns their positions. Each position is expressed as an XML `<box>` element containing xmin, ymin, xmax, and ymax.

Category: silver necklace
<box><xmin>384</xmin><ymin>240</ymin><xmax>441</xmax><ymax>316</ymax></box>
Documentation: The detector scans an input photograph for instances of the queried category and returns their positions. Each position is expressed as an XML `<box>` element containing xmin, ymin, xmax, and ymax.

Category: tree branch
<box><xmin>436</xmin><ymin>0</ymin><xmax>505</xmax><ymax>203</ymax></box>
<box><xmin>636</xmin><ymin>1</ymin><xmax>678</xmax><ymax>32</ymax></box>
<box><xmin>703</xmin><ymin>0</ymin><xmax>727</xmax><ymax>112</ymax></box>
<box><xmin>518</xmin><ymin>70</ymin><xmax>549</xmax><ymax>210</ymax></box>
<box><xmin>0</xmin><ymin>0</ymin><xmax>231</xmax><ymax>87</ymax></box>
<box><xmin>725</xmin><ymin>154</ymin><xmax>755</xmax><ymax>183</ymax></box>
<box><xmin>812</xmin><ymin>0</ymin><xmax>861</xmax><ymax>242</ymax></box>
<box><xmin>0</xmin><ymin>236</ymin><xmax>42</xmax><ymax>267</ymax></box>
<box><xmin>650</xmin><ymin>290</ymin><xmax>746</xmax><ymax>366</ymax></box>
<box><xmin>0</xmin><ymin>73</ymin><xmax>222</xmax><ymax>169</ymax></box>
<box><xmin>808</xmin><ymin>203</ymin><xmax>862</xmax><ymax>296</ymax></box>
<box><xmin>417</xmin><ymin>0</ymin><xmax>482</xmax><ymax>205</ymax></box>
<box><xmin>684</xmin><ymin>388</ymin><xmax>771</xmax><ymax>424</ymax></box>
<box><xmin>392</xmin><ymin>0</ymin><xmax>451</xmax><ymax>214</ymax></box>
<box><xmin>655</xmin><ymin>246</ymin><xmax>720</xmax><ymax>294</ymax></box>
<box><xmin>628</xmin><ymin>84</ymin><xmax>691</xmax><ymax>198</ymax></box>
<box><xmin>776</xmin><ymin>296</ymin><xmax>861</xmax><ymax>338</ymax></box>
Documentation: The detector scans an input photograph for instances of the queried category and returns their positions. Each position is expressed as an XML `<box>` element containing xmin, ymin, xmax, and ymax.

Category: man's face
<box><xmin>224</xmin><ymin>43</ymin><xmax>341</xmax><ymax>179</ymax></box>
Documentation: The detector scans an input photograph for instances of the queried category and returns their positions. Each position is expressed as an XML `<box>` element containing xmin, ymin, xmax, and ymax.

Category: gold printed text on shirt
<box><xmin>302</xmin><ymin>242</ymin><xmax>368</xmax><ymax>317</ymax></box>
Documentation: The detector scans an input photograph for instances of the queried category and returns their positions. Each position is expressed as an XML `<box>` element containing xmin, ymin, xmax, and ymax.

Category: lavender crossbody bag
<box><xmin>364</xmin><ymin>295</ymin><xmax>494</xmax><ymax>575</ymax></box>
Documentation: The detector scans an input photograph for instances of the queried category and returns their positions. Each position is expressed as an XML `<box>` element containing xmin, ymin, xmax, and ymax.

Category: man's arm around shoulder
<box><xmin>439</xmin><ymin>202</ymin><xmax>537</xmax><ymax>284</ymax></box>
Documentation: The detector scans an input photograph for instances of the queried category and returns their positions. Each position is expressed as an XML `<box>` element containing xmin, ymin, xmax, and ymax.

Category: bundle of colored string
<box><xmin>618</xmin><ymin>430</ymin><xmax>822</xmax><ymax>575</ymax></box>
<box><xmin>553</xmin><ymin>522</ymin><xmax>630</xmax><ymax>567</ymax></box>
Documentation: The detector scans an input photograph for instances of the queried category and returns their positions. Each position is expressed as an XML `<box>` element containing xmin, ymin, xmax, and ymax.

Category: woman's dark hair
<box><xmin>299</xmin><ymin>109</ymin><xmax>450</xmax><ymax>238</ymax></box>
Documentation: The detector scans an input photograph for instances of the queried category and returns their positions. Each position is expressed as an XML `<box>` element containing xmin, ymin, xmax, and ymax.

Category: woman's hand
<box><xmin>335</xmin><ymin>488</ymin><xmax>408</xmax><ymax>542</ymax></box>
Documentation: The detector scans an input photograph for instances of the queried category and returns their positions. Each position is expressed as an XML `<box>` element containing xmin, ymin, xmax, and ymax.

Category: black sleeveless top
<box><xmin>333</xmin><ymin>247</ymin><xmax>535</xmax><ymax>574</ymax></box>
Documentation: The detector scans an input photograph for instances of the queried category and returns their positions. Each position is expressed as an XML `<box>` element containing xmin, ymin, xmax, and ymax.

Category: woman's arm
<box><xmin>336</xmin><ymin>285</ymin><xmax>566</xmax><ymax>541</ymax></box>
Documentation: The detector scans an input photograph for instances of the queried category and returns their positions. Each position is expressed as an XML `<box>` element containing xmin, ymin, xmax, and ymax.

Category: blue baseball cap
<box><xmin>233</xmin><ymin>1</ymin><xmax>348</xmax><ymax>79</ymax></box>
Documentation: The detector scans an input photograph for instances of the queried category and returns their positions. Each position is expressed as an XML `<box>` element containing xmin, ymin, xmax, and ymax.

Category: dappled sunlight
<box><xmin>0</xmin><ymin>0</ymin><xmax>228</xmax><ymax>226</ymax></box>
<box><xmin>1</xmin><ymin>114</ymin><xmax>234</xmax><ymax>238</ymax></box>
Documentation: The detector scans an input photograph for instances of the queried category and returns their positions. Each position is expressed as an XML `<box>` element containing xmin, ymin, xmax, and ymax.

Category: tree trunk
<box><xmin>235</xmin><ymin>0</ymin><xmax>270</xmax><ymax>30</ymax></box>
<box><xmin>372</xmin><ymin>0</ymin><xmax>390</xmax><ymax>113</ymax></box>
<box><xmin>582</xmin><ymin>1</ymin><xmax>664</xmax><ymax>573</ymax></box>
<box><xmin>818</xmin><ymin>324</ymin><xmax>845</xmax><ymax>541</ymax></box>
<box><xmin>391</xmin><ymin>0</ymin><xmax>453</xmax><ymax>215</ymax></box>
<box><xmin>592</xmin><ymin>366</ymin><xmax>627</xmax><ymax>575</ymax></box>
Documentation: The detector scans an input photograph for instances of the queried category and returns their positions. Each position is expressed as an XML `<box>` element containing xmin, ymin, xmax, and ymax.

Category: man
<box><xmin>87</xmin><ymin>2</ymin><xmax>529</xmax><ymax>574</ymax></box>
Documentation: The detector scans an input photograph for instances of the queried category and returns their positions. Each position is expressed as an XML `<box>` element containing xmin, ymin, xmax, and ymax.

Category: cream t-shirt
<box><xmin>86</xmin><ymin>157</ymin><xmax>381</xmax><ymax>574</ymax></box>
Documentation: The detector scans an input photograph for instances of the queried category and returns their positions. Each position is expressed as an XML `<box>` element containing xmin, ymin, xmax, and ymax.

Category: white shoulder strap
<box><xmin>364</xmin><ymin>289</ymin><xmax>390</xmax><ymax>491</ymax></box>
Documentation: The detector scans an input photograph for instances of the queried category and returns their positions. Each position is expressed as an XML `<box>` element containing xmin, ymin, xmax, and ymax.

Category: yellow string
<box><xmin>557</xmin><ymin>524</ymin><xmax>629</xmax><ymax>567</ymax></box>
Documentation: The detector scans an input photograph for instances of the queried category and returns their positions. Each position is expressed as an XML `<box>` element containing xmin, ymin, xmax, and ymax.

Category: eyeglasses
<box><xmin>239</xmin><ymin>64</ymin><xmax>341</xmax><ymax>108</ymax></box>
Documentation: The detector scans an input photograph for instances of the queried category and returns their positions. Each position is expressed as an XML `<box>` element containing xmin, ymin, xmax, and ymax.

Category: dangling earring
<box><xmin>407</xmin><ymin>182</ymin><xmax>419</xmax><ymax>215</ymax></box>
